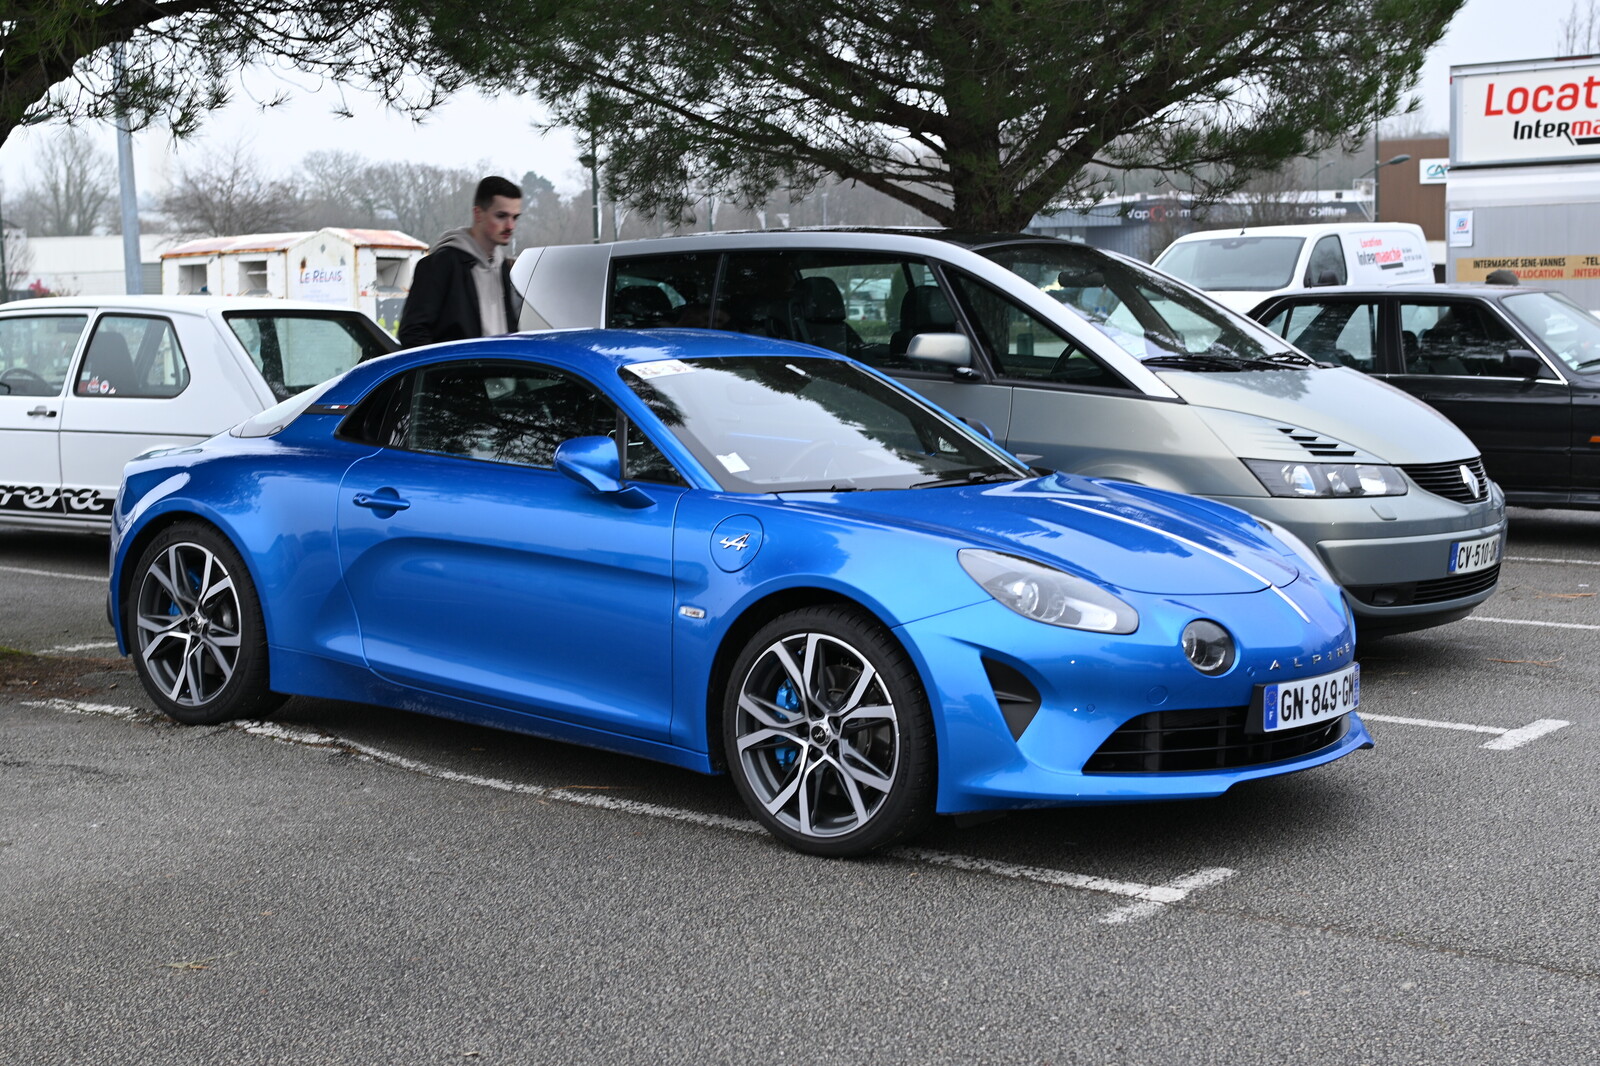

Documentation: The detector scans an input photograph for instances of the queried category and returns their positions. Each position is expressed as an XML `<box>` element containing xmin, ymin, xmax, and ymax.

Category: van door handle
<box><xmin>352</xmin><ymin>491</ymin><xmax>411</xmax><ymax>512</ymax></box>
<box><xmin>27</xmin><ymin>406</ymin><xmax>56</xmax><ymax>418</ymax></box>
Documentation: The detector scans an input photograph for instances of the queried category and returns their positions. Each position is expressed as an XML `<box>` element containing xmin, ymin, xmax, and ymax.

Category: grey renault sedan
<box><xmin>508</xmin><ymin>230</ymin><xmax>1506</xmax><ymax>634</ymax></box>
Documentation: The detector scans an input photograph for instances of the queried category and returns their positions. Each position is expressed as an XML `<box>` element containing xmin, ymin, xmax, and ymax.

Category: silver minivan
<box><xmin>509</xmin><ymin>230</ymin><xmax>1506</xmax><ymax>634</ymax></box>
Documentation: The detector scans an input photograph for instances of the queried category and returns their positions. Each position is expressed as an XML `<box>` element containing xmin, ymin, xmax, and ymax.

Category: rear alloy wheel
<box><xmin>128</xmin><ymin>523</ymin><xmax>282</xmax><ymax>725</ymax></box>
<box><xmin>724</xmin><ymin>606</ymin><xmax>935</xmax><ymax>856</ymax></box>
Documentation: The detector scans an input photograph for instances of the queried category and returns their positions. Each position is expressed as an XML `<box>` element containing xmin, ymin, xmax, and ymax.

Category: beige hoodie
<box><xmin>434</xmin><ymin>226</ymin><xmax>507</xmax><ymax>337</ymax></box>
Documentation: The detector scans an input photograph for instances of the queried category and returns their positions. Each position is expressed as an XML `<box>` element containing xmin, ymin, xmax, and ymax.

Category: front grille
<box><xmin>1347</xmin><ymin>563</ymin><xmax>1500</xmax><ymax>607</ymax></box>
<box><xmin>1401</xmin><ymin>457</ymin><xmax>1489</xmax><ymax>503</ymax></box>
<box><xmin>1082</xmin><ymin>705</ymin><xmax>1349</xmax><ymax>774</ymax></box>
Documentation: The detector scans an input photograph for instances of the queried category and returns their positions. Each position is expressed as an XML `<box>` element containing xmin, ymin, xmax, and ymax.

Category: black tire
<box><xmin>723</xmin><ymin>605</ymin><xmax>936</xmax><ymax>857</ymax></box>
<box><xmin>126</xmin><ymin>521</ymin><xmax>283</xmax><ymax>725</ymax></box>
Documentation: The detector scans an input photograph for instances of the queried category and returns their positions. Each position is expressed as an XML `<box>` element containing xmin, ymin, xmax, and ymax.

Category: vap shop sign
<box><xmin>1453</xmin><ymin>58</ymin><xmax>1600</xmax><ymax>167</ymax></box>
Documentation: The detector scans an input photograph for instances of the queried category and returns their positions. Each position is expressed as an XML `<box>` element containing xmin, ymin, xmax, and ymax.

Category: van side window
<box><xmin>945</xmin><ymin>272</ymin><xmax>1129</xmax><ymax>389</ymax></box>
<box><xmin>1305</xmin><ymin>236</ymin><xmax>1347</xmax><ymax>287</ymax></box>
<box><xmin>608</xmin><ymin>254</ymin><xmax>720</xmax><ymax>329</ymax></box>
<box><xmin>1398</xmin><ymin>300</ymin><xmax>1522</xmax><ymax>376</ymax></box>
<box><xmin>1263</xmin><ymin>300</ymin><xmax>1378</xmax><ymax>371</ymax></box>
<box><xmin>715</xmin><ymin>251</ymin><xmax>939</xmax><ymax>369</ymax></box>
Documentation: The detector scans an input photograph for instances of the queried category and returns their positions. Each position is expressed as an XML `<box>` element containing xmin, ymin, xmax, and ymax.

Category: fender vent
<box><xmin>1277</xmin><ymin>426</ymin><xmax>1356</xmax><ymax>458</ymax></box>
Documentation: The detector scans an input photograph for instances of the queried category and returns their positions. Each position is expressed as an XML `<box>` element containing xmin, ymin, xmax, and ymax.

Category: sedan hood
<box><xmin>785</xmin><ymin>474</ymin><xmax>1299</xmax><ymax>595</ymax></box>
<box><xmin>1159</xmin><ymin>365</ymin><xmax>1476</xmax><ymax>465</ymax></box>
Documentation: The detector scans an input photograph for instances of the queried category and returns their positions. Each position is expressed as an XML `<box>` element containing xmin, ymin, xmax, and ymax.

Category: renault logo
<box><xmin>1459</xmin><ymin>465</ymin><xmax>1482</xmax><ymax>500</ymax></box>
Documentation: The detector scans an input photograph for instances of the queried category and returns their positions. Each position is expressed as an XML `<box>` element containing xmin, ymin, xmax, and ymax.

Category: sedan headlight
<box><xmin>1244</xmin><ymin>459</ymin><xmax>1407</xmax><ymax>498</ymax></box>
<box><xmin>959</xmin><ymin>550</ymin><xmax>1138</xmax><ymax>633</ymax></box>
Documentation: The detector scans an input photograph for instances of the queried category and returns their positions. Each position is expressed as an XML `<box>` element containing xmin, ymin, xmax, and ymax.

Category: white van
<box><xmin>1154</xmin><ymin>223</ymin><xmax>1434</xmax><ymax>313</ymax></box>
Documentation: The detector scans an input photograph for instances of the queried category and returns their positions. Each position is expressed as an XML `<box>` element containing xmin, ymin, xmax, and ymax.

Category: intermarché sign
<box><xmin>1455</xmin><ymin>255</ymin><xmax>1600</xmax><ymax>282</ymax></box>
<box><xmin>1453</xmin><ymin>58</ymin><xmax>1600</xmax><ymax>167</ymax></box>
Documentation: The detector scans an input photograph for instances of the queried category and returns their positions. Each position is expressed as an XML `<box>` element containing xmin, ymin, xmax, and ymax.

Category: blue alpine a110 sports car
<box><xmin>108</xmin><ymin>328</ymin><xmax>1371</xmax><ymax>856</ymax></box>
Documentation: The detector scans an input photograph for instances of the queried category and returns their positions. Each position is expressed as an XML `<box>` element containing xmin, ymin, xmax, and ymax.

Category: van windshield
<box><xmin>979</xmin><ymin>242</ymin><xmax>1312</xmax><ymax>370</ymax></box>
<box><xmin>1154</xmin><ymin>237</ymin><xmax>1306</xmax><ymax>291</ymax></box>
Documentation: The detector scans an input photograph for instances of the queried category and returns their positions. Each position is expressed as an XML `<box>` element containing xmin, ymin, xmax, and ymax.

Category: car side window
<box><xmin>0</xmin><ymin>314</ymin><xmax>87</xmax><ymax>396</ymax></box>
<box><xmin>352</xmin><ymin>361</ymin><xmax>684</xmax><ymax>483</ymax></box>
<box><xmin>716</xmin><ymin>251</ymin><xmax>939</xmax><ymax>369</ymax></box>
<box><xmin>1398</xmin><ymin>300</ymin><xmax>1521</xmax><ymax>376</ymax></box>
<box><xmin>608</xmin><ymin>253</ymin><xmax>720</xmax><ymax>329</ymax></box>
<box><xmin>944</xmin><ymin>272</ymin><xmax>1129</xmax><ymax>389</ymax></box>
<box><xmin>76</xmin><ymin>315</ymin><xmax>189</xmax><ymax>398</ymax></box>
<box><xmin>1304</xmin><ymin>236</ymin><xmax>1347</xmax><ymax>287</ymax></box>
<box><xmin>1263</xmin><ymin>300</ymin><xmax>1378</xmax><ymax>371</ymax></box>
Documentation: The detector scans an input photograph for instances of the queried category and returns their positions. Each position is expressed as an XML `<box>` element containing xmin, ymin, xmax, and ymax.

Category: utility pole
<box><xmin>114</xmin><ymin>44</ymin><xmax>143</xmax><ymax>294</ymax></box>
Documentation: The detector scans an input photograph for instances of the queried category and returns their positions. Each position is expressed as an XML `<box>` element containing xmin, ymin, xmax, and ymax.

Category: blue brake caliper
<box><xmin>773</xmin><ymin>679</ymin><xmax>800</xmax><ymax>770</ymax></box>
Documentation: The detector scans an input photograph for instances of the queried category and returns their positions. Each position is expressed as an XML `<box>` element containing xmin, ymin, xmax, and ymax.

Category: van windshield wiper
<box><xmin>1143</xmin><ymin>352</ymin><xmax>1298</xmax><ymax>372</ymax></box>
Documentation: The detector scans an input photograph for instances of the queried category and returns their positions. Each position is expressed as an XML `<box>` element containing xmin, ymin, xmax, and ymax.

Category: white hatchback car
<box><xmin>0</xmin><ymin>295</ymin><xmax>396</xmax><ymax>532</ymax></box>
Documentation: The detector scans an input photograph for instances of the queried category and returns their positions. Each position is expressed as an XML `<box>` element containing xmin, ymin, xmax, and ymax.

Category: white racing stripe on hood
<box><xmin>1048</xmin><ymin>498</ymin><xmax>1311</xmax><ymax>623</ymax></box>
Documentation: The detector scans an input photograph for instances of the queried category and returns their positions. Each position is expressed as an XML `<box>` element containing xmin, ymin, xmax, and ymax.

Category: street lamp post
<box><xmin>1370</xmin><ymin>153</ymin><xmax>1411</xmax><ymax>222</ymax></box>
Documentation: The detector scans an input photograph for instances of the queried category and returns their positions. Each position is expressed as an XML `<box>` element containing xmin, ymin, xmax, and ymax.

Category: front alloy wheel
<box><xmin>129</xmin><ymin>523</ymin><xmax>280</xmax><ymax>725</ymax></box>
<box><xmin>725</xmin><ymin>607</ymin><xmax>934</xmax><ymax>856</ymax></box>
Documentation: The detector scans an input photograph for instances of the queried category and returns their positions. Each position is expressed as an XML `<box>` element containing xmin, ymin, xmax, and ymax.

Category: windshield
<box><xmin>1155</xmin><ymin>237</ymin><xmax>1306</xmax><ymax>291</ymax></box>
<box><xmin>1501</xmin><ymin>290</ymin><xmax>1600</xmax><ymax>373</ymax></box>
<box><xmin>980</xmin><ymin>243</ymin><xmax>1308</xmax><ymax>369</ymax></box>
<box><xmin>621</xmin><ymin>355</ymin><xmax>1030</xmax><ymax>492</ymax></box>
<box><xmin>224</xmin><ymin>311</ymin><xmax>395</xmax><ymax>400</ymax></box>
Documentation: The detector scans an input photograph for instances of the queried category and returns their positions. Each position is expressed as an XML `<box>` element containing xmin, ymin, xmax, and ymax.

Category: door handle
<box><xmin>352</xmin><ymin>491</ymin><xmax>411</xmax><ymax>512</ymax></box>
<box><xmin>27</xmin><ymin>406</ymin><xmax>56</xmax><ymax>418</ymax></box>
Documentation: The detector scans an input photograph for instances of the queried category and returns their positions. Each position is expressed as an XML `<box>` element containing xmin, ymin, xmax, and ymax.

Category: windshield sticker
<box><xmin>626</xmin><ymin>359</ymin><xmax>696</xmax><ymax>379</ymax></box>
<box><xmin>717</xmin><ymin>452</ymin><xmax>751</xmax><ymax>473</ymax></box>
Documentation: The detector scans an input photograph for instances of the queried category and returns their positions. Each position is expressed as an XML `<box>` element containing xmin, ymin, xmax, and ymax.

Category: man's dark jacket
<box><xmin>397</xmin><ymin>245</ymin><xmax>518</xmax><ymax>349</ymax></box>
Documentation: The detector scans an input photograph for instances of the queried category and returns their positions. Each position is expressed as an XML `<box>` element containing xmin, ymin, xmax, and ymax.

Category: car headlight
<box><xmin>1181</xmin><ymin>619</ymin><xmax>1236</xmax><ymax>675</ymax></box>
<box><xmin>959</xmin><ymin>549</ymin><xmax>1138</xmax><ymax>633</ymax></box>
<box><xmin>1244</xmin><ymin>459</ymin><xmax>1407</xmax><ymax>498</ymax></box>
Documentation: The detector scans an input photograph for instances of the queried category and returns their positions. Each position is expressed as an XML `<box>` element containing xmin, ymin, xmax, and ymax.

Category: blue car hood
<box><xmin>787</xmin><ymin>474</ymin><xmax>1299</xmax><ymax>595</ymax></box>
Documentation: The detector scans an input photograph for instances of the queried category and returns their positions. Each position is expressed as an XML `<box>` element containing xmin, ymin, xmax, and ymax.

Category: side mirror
<box><xmin>554</xmin><ymin>436</ymin><xmax>654</xmax><ymax>508</ymax></box>
<box><xmin>905</xmin><ymin>332</ymin><xmax>972</xmax><ymax>368</ymax></box>
<box><xmin>1505</xmin><ymin>349</ymin><xmax>1544</xmax><ymax>378</ymax></box>
<box><xmin>959</xmin><ymin>416</ymin><xmax>995</xmax><ymax>441</ymax></box>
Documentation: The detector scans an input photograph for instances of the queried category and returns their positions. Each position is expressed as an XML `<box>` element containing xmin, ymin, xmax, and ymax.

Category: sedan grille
<box><xmin>1348</xmin><ymin>564</ymin><xmax>1500</xmax><ymax>607</ymax></box>
<box><xmin>1401</xmin><ymin>457</ymin><xmax>1490</xmax><ymax>503</ymax></box>
<box><xmin>1082</xmin><ymin>705</ymin><xmax>1349</xmax><ymax>774</ymax></box>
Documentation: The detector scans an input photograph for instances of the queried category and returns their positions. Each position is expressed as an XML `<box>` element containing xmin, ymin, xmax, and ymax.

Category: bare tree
<box><xmin>1559</xmin><ymin>0</ymin><xmax>1600</xmax><ymax>53</ymax></box>
<box><xmin>10</xmin><ymin>128</ymin><xmax>116</xmax><ymax>235</ymax></box>
<box><xmin>157</xmin><ymin>141</ymin><xmax>303</xmax><ymax>236</ymax></box>
<box><xmin>358</xmin><ymin>161</ymin><xmax>481</xmax><ymax>244</ymax></box>
<box><xmin>297</xmin><ymin>150</ymin><xmax>381</xmax><ymax>230</ymax></box>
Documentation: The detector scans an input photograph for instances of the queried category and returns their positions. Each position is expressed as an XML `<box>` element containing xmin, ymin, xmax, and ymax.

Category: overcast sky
<box><xmin>0</xmin><ymin>0</ymin><xmax>1582</xmax><ymax>202</ymax></box>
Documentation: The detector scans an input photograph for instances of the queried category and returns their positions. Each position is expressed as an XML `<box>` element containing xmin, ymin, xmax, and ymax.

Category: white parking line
<box><xmin>42</xmin><ymin>641</ymin><xmax>120</xmax><ymax>654</ymax></box>
<box><xmin>22</xmin><ymin>697</ymin><xmax>1234</xmax><ymax>922</ymax></box>
<box><xmin>1466</xmin><ymin>616</ymin><xmax>1600</xmax><ymax>632</ymax></box>
<box><xmin>0</xmin><ymin>564</ymin><xmax>106</xmax><ymax>583</ymax></box>
<box><xmin>1360</xmin><ymin>712</ymin><xmax>1571</xmax><ymax>750</ymax></box>
<box><xmin>1505</xmin><ymin>555</ymin><xmax>1600</xmax><ymax>567</ymax></box>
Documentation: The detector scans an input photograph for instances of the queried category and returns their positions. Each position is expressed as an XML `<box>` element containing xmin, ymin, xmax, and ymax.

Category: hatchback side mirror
<box><xmin>1505</xmin><ymin>349</ymin><xmax>1544</xmax><ymax>378</ymax></box>
<box><xmin>554</xmin><ymin>436</ymin><xmax>655</xmax><ymax>508</ymax></box>
<box><xmin>906</xmin><ymin>332</ymin><xmax>973</xmax><ymax>369</ymax></box>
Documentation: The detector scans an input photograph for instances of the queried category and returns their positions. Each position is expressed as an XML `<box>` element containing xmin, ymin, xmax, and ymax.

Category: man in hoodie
<box><xmin>398</xmin><ymin>176</ymin><xmax>523</xmax><ymax>348</ymax></box>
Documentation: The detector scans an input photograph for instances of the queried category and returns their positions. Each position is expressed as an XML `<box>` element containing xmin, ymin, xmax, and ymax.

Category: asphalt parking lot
<box><xmin>2</xmin><ymin>510</ymin><xmax>1597</xmax><ymax>1065</ymax></box>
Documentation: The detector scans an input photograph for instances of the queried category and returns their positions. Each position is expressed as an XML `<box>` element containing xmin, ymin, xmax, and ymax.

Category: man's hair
<box><xmin>474</xmin><ymin>176</ymin><xmax>522</xmax><ymax>210</ymax></box>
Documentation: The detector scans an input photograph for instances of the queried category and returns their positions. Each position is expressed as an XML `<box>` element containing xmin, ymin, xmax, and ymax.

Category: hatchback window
<box><xmin>76</xmin><ymin>315</ymin><xmax>189</xmax><ymax>398</ymax></box>
<box><xmin>224</xmin><ymin>312</ymin><xmax>393</xmax><ymax>400</ymax></box>
<box><xmin>0</xmin><ymin>314</ymin><xmax>87</xmax><ymax>396</ymax></box>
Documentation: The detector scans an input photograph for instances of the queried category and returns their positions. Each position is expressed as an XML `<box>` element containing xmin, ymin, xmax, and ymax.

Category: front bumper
<box><xmin>897</xmin><ymin>590</ymin><xmax>1370</xmax><ymax>815</ymax></box>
